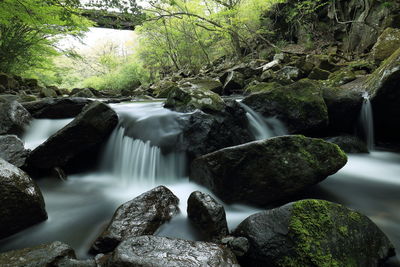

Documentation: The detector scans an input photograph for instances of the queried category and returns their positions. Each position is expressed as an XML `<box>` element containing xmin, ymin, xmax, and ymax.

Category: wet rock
<box><xmin>187</xmin><ymin>191</ymin><xmax>228</xmax><ymax>241</ymax></box>
<box><xmin>26</xmin><ymin>101</ymin><xmax>118</xmax><ymax>173</ymax></box>
<box><xmin>0</xmin><ymin>241</ymin><xmax>77</xmax><ymax>267</ymax></box>
<box><xmin>22</xmin><ymin>97</ymin><xmax>92</xmax><ymax>119</ymax></box>
<box><xmin>367</xmin><ymin>47</ymin><xmax>400</xmax><ymax>144</ymax></box>
<box><xmin>0</xmin><ymin>158</ymin><xmax>47</xmax><ymax>239</ymax></box>
<box><xmin>372</xmin><ymin>27</ymin><xmax>400</xmax><ymax>62</ymax></box>
<box><xmin>72</xmin><ymin>88</ymin><xmax>96</xmax><ymax>98</ymax></box>
<box><xmin>0</xmin><ymin>135</ymin><xmax>30</xmax><ymax>167</ymax></box>
<box><xmin>0</xmin><ymin>100</ymin><xmax>32</xmax><ymax>136</ymax></box>
<box><xmin>243</xmin><ymin>79</ymin><xmax>328</xmax><ymax>134</ymax></box>
<box><xmin>190</xmin><ymin>135</ymin><xmax>347</xmax><ymax>206</ymax></box>
<box><xmin>164</xmin><ymin>85</ymin><xmax>226</xmax><ymax>113</ymax></box>
<box><xmin>325</xmin><ymin>135</ymin><xmax>368</xmax><ymax>153</ymax></box>
<box><xmin>106</xmin><ymin>236</ymin><xmax>239</xmax><ymax>267</ymax></box>
<box><xmin>90</xmin><ymin>186</ymin><xmax>180</xmax><ymax>254</ymax></box>
<box><xmin>233</xmin><ymin>199</ymin><xmax>396</xmax><ymax>267</ymax></box>
<box><xmin>181</xmin><ymin>100</ymin><xmax>252</xmax><ymax>161</ymax></box>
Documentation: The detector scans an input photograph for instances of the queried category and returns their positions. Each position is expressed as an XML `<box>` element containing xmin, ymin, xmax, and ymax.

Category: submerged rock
<box><xmin>233</xmin><ymin>199</ymin><xmax>396</xmax><ymax>267</ymax></box>
<box><xmin>0</xmin><ymin>100</ymin><xmax>32</xmax><ymax>136</ymax></box>
<box><xmin>0</xmin><ymin>135</ymin><xmax>30</xmax><ymax>168</ymax></box>
<box><xmin>190</xmin><ymin>135</ymin><xmax>347</xmax><ymax>206</ymax></box>
<box><xmin>0</xmin><ymin>158</ymin><xmax>47</xmax><ymax>239</ymax></box>
<box><xmin>243</xmin><ymin>79</ymin><xmax>328</xmax><ymax>134</ymax></box>
<box><xmin>22</xmin><ymin>97</ymin><xmax>92</xmax><ymax>119</ymax></box>
<box><xmin>0</xmin><ymin>241</ymin><xmax>80</xmax><ymax>267</ymax></box>
<box><xmin>187</xmin><ymin>191</ymin><xmax>229</xmax><ymax>241</ymax></box>
<box><xmin>106</xmin><ymin>236</ymin><xmax>239</xmax><ymax>267</ymax></box>
<box><xmin>90</xmin><ymin>186</ymin><xmax>180</xmax><ymax>254</ymax></box>
<box><xmin>26</xmin><ymin>101</ymin><xmax>118</xmax><ymax>173</ymax></box>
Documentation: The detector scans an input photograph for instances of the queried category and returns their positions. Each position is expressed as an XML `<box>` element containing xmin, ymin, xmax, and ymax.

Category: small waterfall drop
<box><xmin>100</xmin><ymin>102</ymin><xmax>187</xmax><ymax>185</ymax></box>
<box><xmin>239</xmin><ymin>102</ymin><xmax>287</xmax><ymax>140</ymax></box>
<box><xmin>360</xmin><ymin>92</ymin><xmax>375</xmax><ymax>151</ymax></box>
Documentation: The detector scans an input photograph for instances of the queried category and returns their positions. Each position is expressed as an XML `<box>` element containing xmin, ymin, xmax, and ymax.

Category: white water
<box><xmin>1</xmin><ymin>102</ymin><xmax>399</xmax><ymax>265</ymax></box>
<box><xmin>239</xmin><ymin>102</ymin><xmax>287</xmax><ymax>140</ymax></box>
<box><xmin>360</xmin><ymin>92</ymin><xmax>375</xmax><ymax>151</ymax></box>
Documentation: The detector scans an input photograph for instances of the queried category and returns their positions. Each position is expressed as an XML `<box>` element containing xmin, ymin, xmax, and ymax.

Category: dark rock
<box><xmin>308</xmin><ymin>67</ymin><xmax>331</xmax><ymax>80</ymax></box>
<box><xmin>106</xmin><ymin>236</ymin><xmax>239</xmax><ymax>267</ymax></box>
<box><xmin>39</xmin><ymin>86</ymin><xmax>57</xmax><ymax>98</ymax></box>
<box><xmin>243</xmin><ymin>79</ymin><xmax>328</xmax><ymax>135</ymax></box>
<box><xmin>0</xmin><ymin>84</ymin><xmax>6</xmax><ymax>93</ymax></box>
<box><xmin>187</xmin><ymin>191</ymin><xmax>229</xmax><ymax>241</ymax></box>
<box><xmin>221</xmin><ymin>236</ymin><xmax>250</xmax><ymax>258</ymax></box>
<box><xmin>72</xmin><ymin>88</ymin><xmax>95</xmax><ymax>98</ymax></box>
<box><xmin>326</xmin><ymin>135</ymin><xmax>368</xmax><ymax>153</ymax></box>
<box><xmin>0</xmin><ymin>135</ymin><xmax>30</xmax><ymax>167</ymax></box>
<box><xmin>190</xmin><ymin>135</ymin><xmax>347</xmax><ymax>206</ymax></box>
<box><xmin>233</xmin><ymin>199</ymin><xmax>396</xmax><ymax>267</ymax></box>
<box><xmin>22</xmin><ymin>97</ymin><xmax>92</xmax><ymax>119</ymax></box>
<box><xmin>0</xmin><ymin>241</ymin><xmax>76</xmax><ymax>267</ymax></box>
<box><xmin>0</xmin><ymin>100</ymin><xmax>32</xmax><ymax>136</ymax></box>
<box><xmin>90</xmin><ymin>186</ymin><xmax>180</xmax><ymax>254</ymax></box>
<box><xmin>220</xmin><ymin>71</ymin><xmax>245</xmax><ymax>95</ymax></box>
<box><xmin>368</xmin><ymin>47</ymin><xmax>400</xmax><ymax>144</ymax></box>
<box><xmin>0</xmin><ymin>73</ymin><xmax>19</xmax><ymax>90</ymax></box>
<box><xmin>23</xmin><ymin>78</ymin><xmax>39</xmax><ymax>88</ymax></box>
<box><xmin>0</xmin><ymin>158</ymin><xmax>47</xmax><ymax>239</ymax></box>
<box><xmin>180</xmin><ymin>100</ymin><xmax>252</xmax><ymax>161</ymax></box>
<box><xmin>26</xmin><ymin>101</ymin><xmax>118</xmax><ymax>173</ymax></box>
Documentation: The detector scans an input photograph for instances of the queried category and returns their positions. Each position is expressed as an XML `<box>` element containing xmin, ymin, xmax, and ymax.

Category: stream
<box><xmin>0</xmin><ymin>101</ymin><xmax>399</xmax><ymax>265</ymax></box>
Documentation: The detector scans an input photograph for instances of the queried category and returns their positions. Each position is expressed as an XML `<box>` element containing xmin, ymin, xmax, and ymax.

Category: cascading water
<box><xmin>239</xmin><ymin>102</ymin><xmax>287</xmax><ymax>140</ymax></box>
<box><xmin>360</xmin><ymin>92</ymin><xmax>375</xmax><ymax>151</ymax></box>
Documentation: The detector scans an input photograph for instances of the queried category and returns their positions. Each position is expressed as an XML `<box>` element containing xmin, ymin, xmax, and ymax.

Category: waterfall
<box><xmin>100</xmin><ymin>102</ymin><xmax>186</xmax><ymax>185</ymax></box>
<box><xmin>239</xmin><ymin>102</ymin><xmax>287</xmax><ymax>140</ymax></box>
<box><xmin>360</xmin><ymin>92</ymin><xmax>375</xmax><ymax>151</ymax></box>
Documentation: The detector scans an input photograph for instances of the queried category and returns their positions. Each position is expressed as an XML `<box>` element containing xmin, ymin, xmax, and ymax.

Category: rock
<box><xmin>90</xmin><ymin>186</ymin><xmax>180</xmax><ymax>254</ymax></box>
<box><xmin>0</xmin><ymin>241</ymin><xmax>77</xmax><ymax>267</ymax></box>
<box><xmin>0</xmin><ymin>73</ymin><xmax>19</xmax><ymax>90</ymax></box>
<box><xmin>18</xmin><ymin>91</ymin><xmax>37</xmax><ymax>102</ymax></box>
<box><xmin>0</xmin><ymin>84</ymin><xmax>6</xmax><ymax>93</ymax></box>
<box><xmin>0</xmin><ymin>94</ymin><xmax>19</xmax><ymax>103</ymax></box>
<box><xmin>243</xmin><ymin>79</ymin><xmax>328</xmax><ymax>134</ymax></box>
<box><xmin>0</xmin><ymin>135</ymin><xmax>30</xmax><ymax>167</ymax></box>
<box><xmin>105</xmin><ymin>236</ymin><xmax>239</xmax><ymax>267</ymax></box>
<box><xmin>327</xmin><ymin>69</ymin><xmax>357</xmax><ymax>87</ymax></box>
<box><xmin>326</xmin><ymin>135</ymin><xmax>368</xmax><ymax>153</ymax></box>
<box><xmin>233</xmin><ymin>199</ymin><xmax>396</xmax><ymax>267</ymax></box>
<box><xmin>220</xmin><ymin>71</ymin><xmax>245</xmax><ymax>95</ymax></box>
<box><xmin>26</xmin><ymin>101</ymin><xmax>118</xmax><ymax>173</ymax></box>
<box><xmin>187</xmin><ymin>191</ymin><xmax>229</xmax><ymax>241</ymax></box>
<box><xmin>73</xmin><ymin>88</ymin><xmax>96</xmax><ymax>98</ymax></box>
<box><xmin>190</xmin><ymin>135</ymin><xmax>347</xmax><ymax>206</ymax></box>
<box><xmin>367</xmin><ymin>47</ymin><xmax>400</xmax><ymax>144</ymax></box>
<box><xmin>260</xmin><ymin>69</ymin><xmax>274</xmax><ymax>82</ymax></box>
<box><xmin>0</xmin><ymin>158</ymin><xmax>47</xmax><ymax>239</ymax></box>
<box><xmin>180</xmin><ymin>78</ymin><xmax>223</xmax><ymax>95</ymax></box>
<box><xmin>274</xmin><ymin>66</ymin><xmax>302</xmax><ymax>84</ymax></box>
<box><xmin>23</xmin><ymin>78</ymin><xmax>39</xmax><ymax>88</ymax></box>
<box><xmin>306</xmin><ymin>55</ymin><xmax>337</xmax><ymax>72</ymax></box>
<box><xmin>39</xmin><ymin>86</ymin><xmax>58</xmax><ymax>98</ymax></box>
<box><xmin>22</xmin><ymin>97</ymin><xmax>92</xmax><ymax>119</ymax></box>
<box><xmin>151</xmin><ymin>80</ymin><xmax>179</xmax><ymax>98</ymax></box>
<box><xmin>0</xmin><ymin>100</ymin><xmax>32</xmax><ymax>136</ymax></box>
<box><xmin>221</xmin><ymin>236</ymin><xmax>250</xmax><ymax>258</ymax></box>
<box><xmin>372</xmin><ymin>27</ymin><xmax>400</xmax><ymax>62</ymax></box>
<box><xmin>180</xmin><ymin>100</ymin><xmax>252</xmax><ymax>161</ymax></box>
<box><xmin>164</xmin><ymin>86</ymin><xmax>226</xmax><ymax>113</ymax></box>
<box><xmin>308</xmin><ymin>67</ymin><xmax>331</xmax><ymax>80</ymax></box>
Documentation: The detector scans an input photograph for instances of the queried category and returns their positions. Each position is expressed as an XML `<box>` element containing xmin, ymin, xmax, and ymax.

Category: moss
<box><xmin>245</xmin><ymin>82</ymin><xmax>283</xmax><ymax>94</ymax></box>
<box><xmin>326</xmin><ymin>69</ymin><xmax>356</xmax><ymax>87</ymax></box>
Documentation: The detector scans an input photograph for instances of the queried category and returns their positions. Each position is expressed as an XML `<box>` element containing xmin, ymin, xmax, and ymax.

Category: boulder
<box><xmin>22</xmin><ymin>78</ymin><xmax>39</xmax><ymax>88</ymax></box>
<box><xmin>233</xmin><ymin>199</ymin><xmax>396</xmax><ymax>267</ymax></box>
<box><xmin>0</xmin><ymin>100</ymin><xmax>32</xmax><ymax>136</ymax></box>
<box><xmin>0</xmin><ymin>84</ymin><xmax>6</xmax><ymax>93</ymax></box>
<box><xmin>22</xmin><ymin>97</ymin><xmax>92</xmax><ymax>119</ymax></box>
<box><xmin>220</xmin><ymin>71</ymin><xmax>245</xmax><ymax>95</ymax></box>
<box><xmin>325</xmin><ymin>135</ymin><xmax>368</xmax><ymax>153</ymax></box>
<box><xmin>90</xmin><ymin>186</ymin><xmax>180</xmax><ymax>254</ymax></box>
<box><xmin>164</xmin><ymin>86</ymin><xmax>226</xmax><ymax>113</ymax></box>
<box><xmin>39</xmin><ymin>86</ymin><xmax>58</xmax><ymax>98</ymax></box>
<box><xmin>327</xmin><ymin>69</ymin><xmax>357</xmax><ymax>87</ymax></box>
<box><xmin>0</xmin><ymin>135</ymin><xmax>30</xmax><ymax>167</ymax></box>
<box><xmin>0</xmin><ymin>241</ymin><xmax>78</xmax><ymax>267</ymax></box>
<box><xmin>308</xmin><ymin>67</ymin><xmax>331</xmax><ymax>80</ymax></box>
<box><xmin>151</xmin><ymin>80</ymin><xmax>179</xmax><ymax>98</ymax></box>
<box><xmin>273</xmin><ymin>66</ymin><xmax>302</xmax><ymax>85</ymax></box>
<box><xmin>0</xmin><ymin>158</ymin><xmax>47</xmax><ymax>239</ymax></box>
<box><xmin>72</xmin><ymin>88</ymin><xmax>95</xmax><ymax>98</ymax></box>
<box><xmin>187</xmin><ymin>191</ymin><xmax>229</xmax><ymax>241</ymax></box>
<box><xmin>367</xmin><ymin>47</ymin><xmax>400</xmax><ymax>143</ymax></box>
<box><xmin>0</xmin><ymin>73</ymin><xmax>19</xmax><ymax>90</ymax></box>
<box><xmin>180</xmin><ymin>78</ymin><xmax>223</xmax><ymax>95</ymax></box>
<box><xmin>190</xmin><ymin>135</ymin><xmax>347</xmax><ymax>206</ymax></box>
<box><xmin>180</xmin><ymin>100</ymin><xmax>253</xmax><ymax>161</ymax></box>
<box><xmin>26</xmin><ymin>101</ymin><xmax>118</xmax><ymax>173</ymax></box>
<box><xmin>243</xmin><ymin>79</ymin><xmax>328</xmax><ymax>134</ymax></box>
<box><xmin>105</xmin><ymin>236</ymin><xmax>239</xmax><ymax>267</ymax></box>
<box><xmin>372</xmin><ymin>27</ymin><xmax>400</xmax><ymax>62</ymax></box>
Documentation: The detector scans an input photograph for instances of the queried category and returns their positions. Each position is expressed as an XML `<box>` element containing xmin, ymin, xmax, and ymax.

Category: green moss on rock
<box><xmin>372</xmin><ymin>27</ymin><xmax>400</xmax><ymax>62</ymax></box>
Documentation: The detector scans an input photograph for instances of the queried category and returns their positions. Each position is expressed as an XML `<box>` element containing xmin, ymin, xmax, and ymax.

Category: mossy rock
<box><xmin>325</xmin><ymin>135</ymin><xmax>368</xmax><ymax>153</ymax></box>
<box><xmin>233</xmin><ymin>199</ymin><xmax>395</xmax><ymax>267</ymax></box>
<box><xmin>39</xmin><ymin>86</ymin><xmax>58</xmax><ymax>98</ymax></box>
<box><xmin>72</xmin><ymin>88</ymin><xmax>95</xmax><ymax>98</ymax></box>
<box><xmin>372</xmin><ymin>27</ymin><xmax>400</xmax><ymax>62</ymax></box>
<box><xmin>326</xmin><ymin>68</ymin><xmax>356</xmax><ymax>87</ymax></box>
<box><xmin>190</xmin><ymin>135</ymin><xmax>347</xmax><ymax>206</ymax></box>
<box><xmin>243</xmin><ymin>79</ymin><xmax>328</xmax><ymax>134</ymax></box>
<box><xmin>151</xmin><ymin>80</ymin><xmax>179</xmax><ymax>98</ymax></box>
<box><xmin>244</xmin><ymin>82</ymin><xmax>283</xmax><ymax>94</ymax></box>
<box><xmin>309</xmin><ymin>67</ymin><xmax>331</xmax><ymax>80</ymax></box>
<box><xmin>164</xmin><ymin>86</ymin><xmax>225</xmax><ymax>113</ymax></box>
<box><xmin>180</xmin><ymin>78</ymin><xmax>223</xmax><ymax>95</ymax></box>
